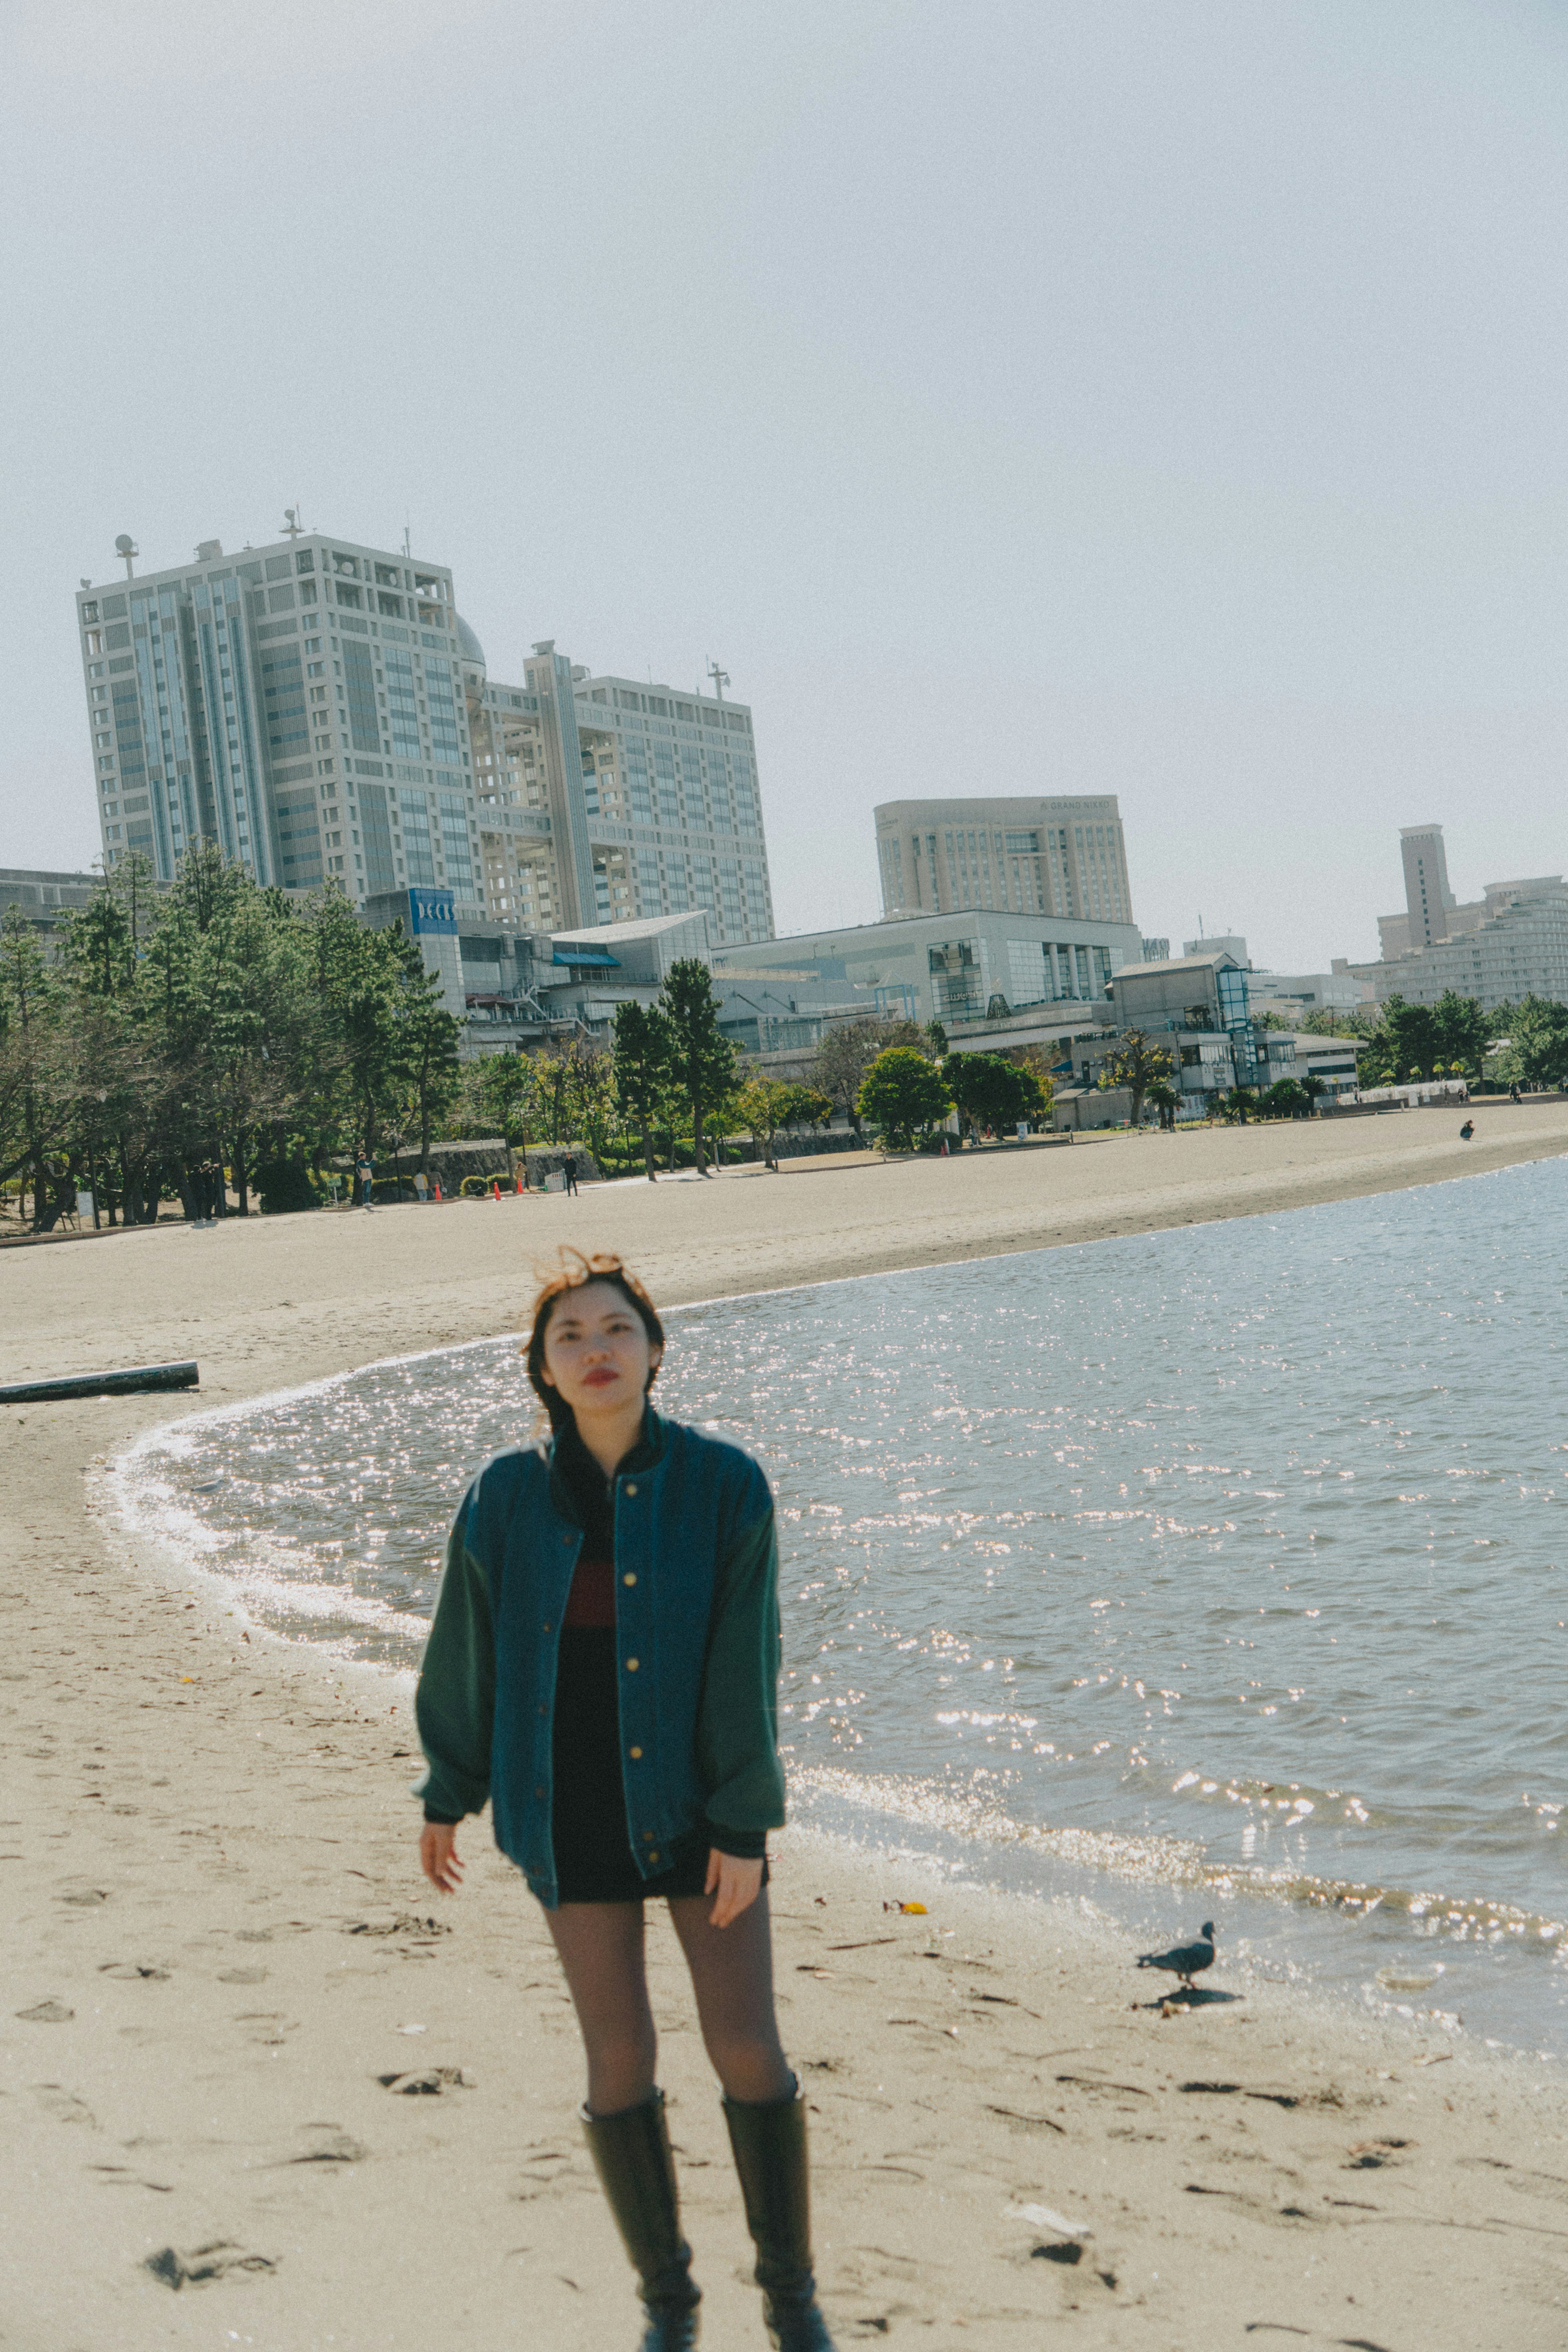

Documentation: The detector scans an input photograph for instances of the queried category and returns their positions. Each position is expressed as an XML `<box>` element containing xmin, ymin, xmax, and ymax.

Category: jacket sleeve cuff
<box><xmin>708</xmin><ymin>1822</ymin><xmax>768</xmax><ymax>1860</ymax></box>
<box><xmin>422</xmin><ymin>1808</ymin><xmax>463</xmax><ymax>1825</ymax></box>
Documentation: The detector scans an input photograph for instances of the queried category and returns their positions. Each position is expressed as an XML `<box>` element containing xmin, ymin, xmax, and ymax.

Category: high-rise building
<box><xmin>874</xmin><ymin>796</ymin><xmax>1135</xmax><ymax>928</ymax></box>
<box><xmin>76</xmin><ymin>531</ymin><xmax>776</xmax><ymax>947</ymax></box>
<box><xmin>1339</xmin><ymin>823</ymin><xmax>1568</xmax><ymax>1011</ymax></box>
<box><xmin>76</xmin><ymin>531</ymin><xmax>486</xmax><ymax>909</ymax></box>
<box><xmin>471</xmin><ymin>651</ymin><xmax>773</xmax><ymax>943</ymax></box>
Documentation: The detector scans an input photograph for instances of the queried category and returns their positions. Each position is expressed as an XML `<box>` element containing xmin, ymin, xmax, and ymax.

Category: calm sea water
<box><xmin>113</xmin><ymin>1157</ymin><xmax>1568</xmax><ymax>2056</ymax></box>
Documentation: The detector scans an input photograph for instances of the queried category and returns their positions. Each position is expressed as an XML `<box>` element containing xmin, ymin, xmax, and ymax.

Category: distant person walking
<box><xmin>357</xmin><ymin>1152</ymin><xmax>374</xmax><ymax>1209</ymax></box>
<box><xmin>1510</xmin><ymin>1081</ymin><xmax>1522</xmax><ymax>1104</ymax></box>
<box><xmin>414</xmin><ymin>1253</ymin><xmax>835</xmax><ymax>2350</ymax></box>
<box><xmin>563</xmin><ymin>1154</ymin><xmax>579</xmax><ymax>1197</ymax></box>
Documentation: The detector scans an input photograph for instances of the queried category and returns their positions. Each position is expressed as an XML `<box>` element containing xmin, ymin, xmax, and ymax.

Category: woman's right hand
<box><xmin>420</xmin><ymin>1822</ymin><xmax>464</xmax><ymax>1893</ymax></box>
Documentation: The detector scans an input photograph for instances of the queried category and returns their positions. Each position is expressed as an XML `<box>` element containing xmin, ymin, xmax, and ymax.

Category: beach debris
<box><xmin>1009</xmin><ymin>2201</ymin><xmax>1089</xmax><ymax>2240</ymax></box>
<box><xmin>16</xmin><ymin>2000</ymin><xmax>73</xmax><ymax>2023</ymax></box>
<box><xmin>0</xmin><ymin>1359</ymin><xmax>199</xmax><ymax>1405</ymax></box>
<box><xmin>143</xmin><ymin>2240</ymin><xmax>275</xmax><ymax>2290</ymax></box>
<box><xmin>396</xmin><ymin>2021</ymin><xmax>427</xmax><ymax>2034</ymax></box>
<box><xmin>1033</xmin><ymin>2241</ymin><xmax>1082</xmax><ymax>2265</ymax></box>
<box><xmin>1136</xmin><ymin>1920</ymin><xmax>1216</xmax><ymax>1990</ymax></box>
<box><xmin>884</xmin><ymin>1900</ymin><xmax>928</xmax><ymax>1914</ymax></box>
<box><xmin>285</xmin><ymin>2128</ymin><xmax>368</xmax><ymax>2165</ymax></box>
<box><xmin>347</xmin><ymin>1913</ymin><xmax>450</xmax><ymax>1940</ymax></box>
<box><xmin>377</xmin><ymin>2066</ymin><xmax>471</xmax><ymax>2094</ymax></box>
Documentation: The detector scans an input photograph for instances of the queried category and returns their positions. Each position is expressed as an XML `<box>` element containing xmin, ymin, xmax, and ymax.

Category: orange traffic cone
<box><xmin>434</xmin><ymin>1180</ymin><xmax>442</xmax><ymax>1202</ymax></box>
<box><xmin>492</xmin><ymin>1179</ymin><xmax>501</xmax><ymax>1202</ymax></box>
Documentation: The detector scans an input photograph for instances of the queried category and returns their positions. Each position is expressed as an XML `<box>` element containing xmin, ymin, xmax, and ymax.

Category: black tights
<box><xmin>545</xmin><ymin>1889</ymin><xmax>794</xmax><ymax>2116</ymax></box>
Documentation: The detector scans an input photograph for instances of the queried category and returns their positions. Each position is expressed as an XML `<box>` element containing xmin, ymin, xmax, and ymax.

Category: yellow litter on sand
<box><xmin>896</xmin><ymin>1901</ymin><xmax>927</xmax><ymax>1915</ymax></box>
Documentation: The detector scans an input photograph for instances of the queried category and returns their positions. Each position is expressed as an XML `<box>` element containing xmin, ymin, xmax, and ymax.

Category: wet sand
<box><xmin>5</xmin><ymin>1107</ymin><xmax>1568</xmax><ymax>2347</ymax></box>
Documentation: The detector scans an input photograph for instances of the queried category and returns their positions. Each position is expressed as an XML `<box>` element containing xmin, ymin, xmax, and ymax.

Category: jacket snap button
<box><xmin>625</xmin><ymin>1483</ymin><xmax>637</xmax><ymax>1496</ymax></box>
<box><xmin>628</xmin><ymin>1746</ymin><xmax>642</xmax><ymax>1760</ymax></box>
<box><xmin>623</xmin><ymin>1572</ymin><xmax>637</xmax><ymax>1586</ymax></box>
<box><xmin>648</xmin><ymin>1853</ymin><xmax>659</xmax><ymax>1864</ymax></box>
<box><xmin>626</xmin><ymin>1656</ymin><xmax>639</xmax><ymax>1671</ymax></box>
<box><xmin>542</xmin><ymin>1621</ymin><xmax>551</xmax><ymax>1633</ymax></box>
<box><xmin>644</xmin><ymin>1830</ymin><xmax>656</xmax><ymax>1841</ymax></box>
<box><xmin>535</xmin><ymin>1784</ymin><xmax>546</xmax><ymax>1799</ymax></box>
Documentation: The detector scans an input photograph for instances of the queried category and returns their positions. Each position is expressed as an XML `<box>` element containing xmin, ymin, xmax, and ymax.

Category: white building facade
<box><xmin>77</xmin><ymin>531</ymin><xmax>486</xmax><ymax>912</ymax></box>
<box><xmin>717</xmin><ymin>904</ymin><xmax>1142</xmax><ymax>1029</ymax></box>
<box><xmin>77</xmin><ymin>529</ymin><xmax>777</xmax><ymax>949</ymax></box>
<box><xmin>874</xmin><ymin>795</ymin><xmax>1135</xmax><ymax>928</ymax></box>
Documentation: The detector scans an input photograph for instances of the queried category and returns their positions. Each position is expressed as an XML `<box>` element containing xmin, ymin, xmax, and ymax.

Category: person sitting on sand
<box><xmin>1459</xmin><ymin>1119</ymin><xmax>1474</xmax><ymax>1140</ymax></box>
<box><xmin>413</xmin><ymin>1249</ymin><xmax>835</xmax><ymax>2351</ymax></box>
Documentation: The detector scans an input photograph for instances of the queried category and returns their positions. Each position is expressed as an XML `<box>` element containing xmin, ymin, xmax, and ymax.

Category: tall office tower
<box><xmin>1400</xmin><ymin>823</ymin><xmax>1454</xmax><ymax>948</ymax></box>
<box><xmin>470</xmin><ymin>649</ymin><xmax>774</xmax><ymax>943</ymax></box>
<box><xmin>77</xmin><ymin>530</ymin><xmax>486</xmax><ymax>913</ymax></box>
<box><xmin>874</xmin><ymin>796</ymin><xmax>1135</xmax><ymax>927</ymax></box>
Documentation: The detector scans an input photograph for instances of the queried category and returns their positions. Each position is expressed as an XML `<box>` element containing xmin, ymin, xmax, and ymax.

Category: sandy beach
<box><xmin>6</xmin><ymin>1106</ymin><xmax>1568</xmax><ymax>2350</ymax></box>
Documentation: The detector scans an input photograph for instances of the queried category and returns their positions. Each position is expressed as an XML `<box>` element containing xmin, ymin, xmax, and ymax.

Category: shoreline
<box><xmin>7</xmin><ymin>1112</ymin><xmax>1568</xmax><ymax>2346</ymax></box>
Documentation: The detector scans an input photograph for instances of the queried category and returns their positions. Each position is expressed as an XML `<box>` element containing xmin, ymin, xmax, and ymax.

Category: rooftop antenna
<box><xmin>282</xmin><ymin>505</ymin><xmax>303</xmax><ymax>540</ymax></box>
<box><xmin>114</xmin><ymin>533</ymin><xmax>138</xmax><ymax>580</ymax></box>
<box><xmin>707</xmin><ymin>658</ymin><xmax>729</xmax><ymax>702</ymax></box>
<box><xmin>403</xmin><ymin>517</ymin><xmax>411</xmax><ymax>557</ymax></box>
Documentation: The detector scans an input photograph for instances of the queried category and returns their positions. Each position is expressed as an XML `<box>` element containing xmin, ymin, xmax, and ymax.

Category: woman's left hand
<box><xmin>705</xmin><ymin>1848</ymin><xmax>764</xmax><ymax>1928</ymax></box>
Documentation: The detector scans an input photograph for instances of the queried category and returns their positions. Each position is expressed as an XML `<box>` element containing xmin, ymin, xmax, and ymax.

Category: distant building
<box><xmin>874</xmin><ymin>796</ymin><xmax>1135</xmax><ymax>928</ymax></box>
<box><xmin>1141</xmin><ymin>936</ymin><xmax>1170</xmax><ymax>961</ymax></box>
<box><xmin>717</xmin><ymin>903</ymin><xmax>1143</xmax><ymax>1031</ymax></box>
<box><xmin>76</xmin><ymin>530</ymin><xmax>487</xmax><ymax>910</ymax></box>
<box><xmin>1109</xmin><ymin>948</ymin><xmax>1290</xmax><ymax>1100</ymax></box>
<box><xmin>476</xmin><ymin>653</ymin><xmax>773</xmax><ymax>945</ymax></box>
<box><xmin>1347</xmin><ymin>825</ymin><xmax>1568</xmax><ymax>1010</ymax></box>
<box><xmin>74</xmin><ymin>526</ymin><xmax>775</xmax><ymax>947</ymax></box>
<box><xmin>1183</xmin><ymin>931</ymin><xmax>1248</xmax><ymax>965</ymax></box>
<box><xmin>1247</xmin><ymin>969</ymin><xmax>1371</xmax><ymax>1019</ymax></box>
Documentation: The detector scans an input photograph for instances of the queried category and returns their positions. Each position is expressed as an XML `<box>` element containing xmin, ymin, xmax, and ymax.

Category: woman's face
<box><xmin>539</xmin><ymin>1281</ymin><xmax>660</xmax><ymax>1419</ymax></box>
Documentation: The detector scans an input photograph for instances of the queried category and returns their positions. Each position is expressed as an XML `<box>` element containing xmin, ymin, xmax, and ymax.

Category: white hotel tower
<box><xmin>76</xmin><ymin>525</ymin><xmax>775</xmax><ymax>945</ymax></box>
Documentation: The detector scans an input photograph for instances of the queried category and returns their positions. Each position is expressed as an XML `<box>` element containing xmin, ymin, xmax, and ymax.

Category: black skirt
<box><xmin>551</xmin><ymin>1627</ymin><xmax>715</xmax><ymax>1903</ymax></box>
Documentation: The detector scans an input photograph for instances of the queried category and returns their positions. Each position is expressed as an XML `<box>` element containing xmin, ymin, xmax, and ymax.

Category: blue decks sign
<box><xmin>407</xmin><ymin>888</ymin><xmax>457</xmax><ymax>937</ymax></box>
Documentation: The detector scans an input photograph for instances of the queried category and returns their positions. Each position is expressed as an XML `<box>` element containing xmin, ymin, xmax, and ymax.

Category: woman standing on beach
<box><xmin>413</xmin><ymin>1250</ymin><xmax>835</xmax><ymax>2352</ymax></box>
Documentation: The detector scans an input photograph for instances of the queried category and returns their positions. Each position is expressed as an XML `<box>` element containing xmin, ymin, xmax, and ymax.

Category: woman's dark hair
<box><xmin>525</xmin><ymin>1250</ymin><xmax>665</xmax><ymax>1429</ymax></box>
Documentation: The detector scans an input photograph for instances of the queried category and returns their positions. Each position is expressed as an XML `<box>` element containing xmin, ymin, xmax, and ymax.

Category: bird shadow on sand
<box><xmin>1132</xmin><ymin>1986</ymin><xmax>1245</xmax><ymax>2013</ymax></box>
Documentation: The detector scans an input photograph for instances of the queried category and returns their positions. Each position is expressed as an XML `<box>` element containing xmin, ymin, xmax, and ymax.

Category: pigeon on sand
<box><xmin>1136</xmin><ymin>1921</ymin><xmax>1216</xmax><ymax>1991</ymax></box>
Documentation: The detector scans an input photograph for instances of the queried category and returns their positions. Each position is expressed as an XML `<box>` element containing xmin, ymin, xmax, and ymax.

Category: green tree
<box><xmin>811</xmin><ymin>1021</ymin><xmax>882</xmax><ymax>1131</ymax></box>
<box><xmin>1299</xmin><ymin>1073</ymin><xmax>1326</xmax><ymax>1114</ymax></box>
<box><xmin>1299</xmin><ymin>1005</ymin><xmax>1379</xmax><ymax>1040</ymax></box>
<box><xmin>737</xmin><ymin>1076</ymin><xmax>797</xmax><ymax>1170</ymax></box>
<box><xmin>1497</xmin><ymin>994</ymin><xmax>1568</xmax><ymax>1091</ymax></box>
<box><xmin>613</xmin><ymin>1002</ymin><xmax>677</xmax><ymax>1180</ymax></box>
<box><xmin>465</xmin><ymin>1052</ymin><xmax>541</xmax><ymax>1171</ymax></box>
<box><xmin>659</xmin><ymin>958</ymin><xmax>737</xmax><ymax>1178</ymax></box>
<box><xmin>1262</xmin><ymin>1078</ymin><xmax>1307</xmax><ymax>1119</ymax></box>
<box><xmin>1376</xmin><ymin>997</ymin><xmax>1439</xmax><ymax>1083</ymax></box>
<box><xmin>1098</xmin><ymin>1029</ymin><xmax>1175</xmax><ymax>1131</ymax></box>
<box><xmin>1223</xmin><ymin>1086</ymin><xmax>1256</xmax><ymax>1124</ymax></box>
<box><xmin>1428</xmin><ymin>989</ymin><xmax>1490</xmax><ymax>1079</ymax></box>
<box><xmin>1145</xmin><ymin>1078</ymin><xmax>1180</xmax><ymax>1129</ymax></box>
<box><xmin>857</xmin><ymin>1046</ymin><xmax>953</xmax><ymax>1150</ymax></box>
<box><xmin>394</xmin><ymin>950</ymin><xmax>463</xmax><ymax>1178</ymax></box>
<box><xmin>943</xmin><ymin>1050</ymin><xmax>1047</xmax><ymax>1141</ymax></box>
<box><xmin>306</xmin><ymin>891</ymin><xmax>411</xmax><ymax>1170</ymax></box>
<box><xmin>775</xmin><ymin>1081</ymin><xmax>833</xmax><ymax>1133</ymax></box>
<box><xmin>0</xmin><ymin>908</ymin><xmax>67</xmax><ymax>1228</ymax></box>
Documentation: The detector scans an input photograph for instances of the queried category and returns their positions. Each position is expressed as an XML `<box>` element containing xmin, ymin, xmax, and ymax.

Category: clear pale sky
<box><xmin>5</xmin><ymin>0</ymin><xmax>1568</xmax><ymax>968</ymax></box>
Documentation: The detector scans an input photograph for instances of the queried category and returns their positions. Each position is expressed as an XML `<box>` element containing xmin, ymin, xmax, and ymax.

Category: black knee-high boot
<box><xmin>580</xmin><ymin>2090</ymin><xmax>701</xmax><ymax>2350</ymax></box>
<box><xmin>722</xmin><ymin>2079</ymin><xmax>836</xmax><ymax>2350</ymax></box>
